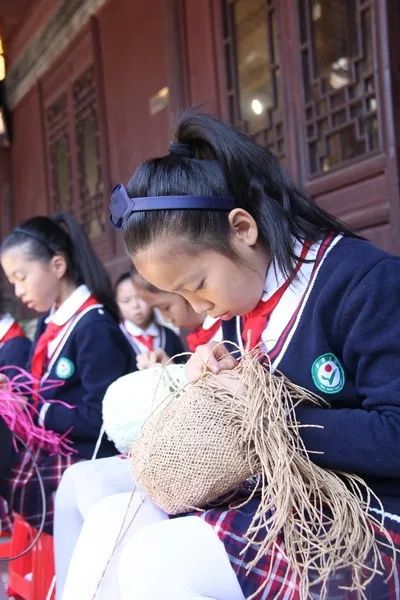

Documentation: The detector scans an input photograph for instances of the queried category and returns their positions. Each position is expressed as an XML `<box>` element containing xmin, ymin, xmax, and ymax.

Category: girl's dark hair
<box><xmin>123</xmin><ymin>110</ymin><xmax>358</xmax><ymax>277</ymax></box>
<box><xmin>1</xmin><ymin>213</ymin><xmax>119</xmax><ymax>320</ymax></box>
<box><xmin>114</xmin><ymin>271</ymin><xmax>132</xmax><ymax>292</ymax></box>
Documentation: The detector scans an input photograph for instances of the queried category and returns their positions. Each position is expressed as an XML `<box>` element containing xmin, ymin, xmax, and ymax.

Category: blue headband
<box><xmin>109</xmin><ymin>184</ymin><xmax>237</xmax><ymax>229</ymax></box>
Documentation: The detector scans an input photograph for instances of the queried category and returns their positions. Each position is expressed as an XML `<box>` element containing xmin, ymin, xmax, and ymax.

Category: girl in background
<box><xmin>0</xmin><ymin>308</ymin><xmax>31</xmax><ymax>378</ymax></box>
<box><xmin>54</xmin><ymin>274</ymin><xmax>223</xmax><ymax>598</ymax></box>
<box><xmin>130</xmin><ymin>268</ymin><xmax>222</xmax><ymax>355</ymax></box>
<box><xmin>0</xmin><ymin>303</ymin><xmax>31</xmax><ymax>484</ymax></box>
<box><xmin>115</xmin><ymin>271</ymin><xmax>184</xmax><ymax>368</ymax></box>
<box><xmin>0</xmin><ymin>301</ymin><xmax>31</xmax><ymax>482</ymax></box>
<box><xmin>0</xmin><ymin>213</ymin><xmax>135</xmax><ymax>534</ymax></box>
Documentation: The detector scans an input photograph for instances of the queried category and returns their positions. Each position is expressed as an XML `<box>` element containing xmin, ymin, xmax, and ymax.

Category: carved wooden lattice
<box><xmin>47</xmin><ymin>93</ymin><xmax>73</xmax><ymax>213</ymax></box>
<box><xmin>222</xmin><ymin>0</ymin><xmax>284</xmax><ymax>159</ymax></box>
<box><xmin>73</xmin><ymin>66</ymin><xmax>104</xmax><ymax>239</ymax></box>
<box><xmin>298</xmin><ymin>0</ymin><xmax>380</xmax><ymax>175</ymax></box>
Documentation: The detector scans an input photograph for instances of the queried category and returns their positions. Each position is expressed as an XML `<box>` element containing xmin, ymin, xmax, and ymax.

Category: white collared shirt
<box><xmin>45</xmin><ymin>285</ymin><xmax>95</xmax><ymax>359</ymax></box>
<box><xmin>37</xmin><ymin>284</ymin><xmax>100</xmax><ymax>427</ymax></box>
<box><xmin>0</xmin><ymin>313</ymin><xmax>15</xmax><ymax>342</ymax></box>
<box><xmin>122</xmin><ymin>319</ymin><xmax>160</xmax><ymax>352</ymax></box>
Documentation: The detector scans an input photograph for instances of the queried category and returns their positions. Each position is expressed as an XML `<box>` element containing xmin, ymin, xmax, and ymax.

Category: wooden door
<box><xmin>204</xmin><ymin>0</ymin><xmax>400</xmax><ymax>252</ymax></box>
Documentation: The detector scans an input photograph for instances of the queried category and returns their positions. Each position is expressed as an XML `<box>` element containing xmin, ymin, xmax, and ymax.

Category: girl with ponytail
<box><xmin>63</xmin><ymin>111</ymin><xmax>400</xmax><ymax>599</ymax></box>
<box><xmin>0</xmin><ymin>213</ymin><xmax>136</xmax><ymax>534</ymax></box>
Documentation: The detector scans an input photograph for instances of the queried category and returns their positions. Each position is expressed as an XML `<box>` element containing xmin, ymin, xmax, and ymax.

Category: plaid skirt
<box><xmin>201</xmin><ymin>498</ymin><xmax>400</xmax><ymax>599</ymax></box>
<box><xmin>0</xmin><ymin>445</ymin><xmax>77</xmax><ymax>535</ymax></box>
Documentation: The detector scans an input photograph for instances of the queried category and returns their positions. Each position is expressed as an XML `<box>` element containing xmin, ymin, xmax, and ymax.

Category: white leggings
<box><xmin>54</xmin><ymin>456</ymin><xmax>133</xmax><ymax>598</ymax></box>
<box><xmin>62</xmin><ymin>492</ymin><xmax>245</xmax><ymax>600</ymax></box>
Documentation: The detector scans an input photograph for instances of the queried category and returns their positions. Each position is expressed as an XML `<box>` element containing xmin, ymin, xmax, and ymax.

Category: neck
<box><xmin>54</xmin><ymin>279</ymin><xmax>79</xmax><ymax>308</ymax></box>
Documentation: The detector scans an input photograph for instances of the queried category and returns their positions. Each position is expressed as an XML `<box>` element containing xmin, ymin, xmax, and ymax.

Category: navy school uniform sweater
<box><xmin>0</xmin><ymin>336</ymin><xmax>32</xmax><ymax>379</ymax></box>
<box><xmin>224</xmin><ymin>236</ymin><xmax>400</xmax><ymax>515</ymax></box>
<box><xmin>0</xmin><ymin>318</ymin><xmax>31</xmax><ymax>476</ymax></box>
<box><xmin>31</xmin><ymin>307</ymin><xmax>136</xmax><ymax>459</ymax></box>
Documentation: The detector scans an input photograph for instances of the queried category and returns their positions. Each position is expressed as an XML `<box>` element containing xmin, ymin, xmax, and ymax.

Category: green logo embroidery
<box><xmin>311</xmin><ymin>353</ymin><xmax>345</xmax><ymax>394</ymax></box>
<box><xmin>55</xmin><ymin>357</ymin><xmax>75</xmax><ymax>379</ymax></box>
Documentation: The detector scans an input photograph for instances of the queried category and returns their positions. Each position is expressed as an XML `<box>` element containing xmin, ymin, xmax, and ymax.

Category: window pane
<box><xmin>299</xmin><ymin>0</ymin><xmax>380</xmax><ymax>175</ymax></box>
<box><xmin>222</xmin><ymin>0</ymin><xmax>284</xmax><ymax>158</ymax></box>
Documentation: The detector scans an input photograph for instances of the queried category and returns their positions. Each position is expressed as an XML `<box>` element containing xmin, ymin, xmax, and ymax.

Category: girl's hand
<box><xmin>185</xmin><ymin>341</ymin><xmax>238</xmax><ymax>382</ymax></box>
<box><xmin>0</xmin><ymin>374</ymin><xmax>8</xmax><ymax>389</ymax></box>
<box><xmin>15</xmin><ymin>395</ymin><xmax>28</xmax><ymax>412</ymax></box>
<box><xmin>136</xmin><ymin>348</ymin><xmax>170</xmax><ymax>370</ymax></box>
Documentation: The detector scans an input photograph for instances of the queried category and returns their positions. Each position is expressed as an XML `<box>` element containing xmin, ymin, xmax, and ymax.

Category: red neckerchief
<box><xmin>31</xmin><ymin>296</ymin><xmax>98</xmax><ymax>386</ymax></box>
<box><xmin>186</xmin><ymin>319</ymin><xmax>221</xmax><ymax>352</ymax></box>
<box><xmin>133</xmin><ymin>334</ymin><xmax>155</xmax><ymax>351</ymax></box>
<box><xmin>0</xmin><ymin>321</ymin><xmax>25</xmax><ymax>343</ymax></box>
<box><xmin>242</xmin><ymin>242</ymin><xmax>310</xmax><ymax>349</ymax></box>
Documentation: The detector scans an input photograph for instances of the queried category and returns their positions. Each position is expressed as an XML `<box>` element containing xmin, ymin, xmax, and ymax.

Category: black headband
<box><xmin>12</xmin><ymin>227</ymin><xmax>54</xmax><ymax>252</ymax></box>
<box><xmin>109</xmin><ymin>184</ymin><xmax>236</xmax><ymax>229</ymax></box>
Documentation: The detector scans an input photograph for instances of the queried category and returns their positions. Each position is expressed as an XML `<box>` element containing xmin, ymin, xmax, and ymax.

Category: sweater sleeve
<box><xmin>0</xmin><ymin>337</ymin><xmax>32</xmax><ymax>376</ymax></box>
<box><xmin>42</xmin><ymin>318</ymin><xmax>136</xmax><ymax>438</ymax></box>
<box><xmin>295</xmin><ymin>257</ymin><xmax>400</xmax><ymax>477</ymax></box>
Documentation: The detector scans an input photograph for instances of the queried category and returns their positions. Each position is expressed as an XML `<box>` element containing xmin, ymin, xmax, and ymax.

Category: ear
<box><xmin>227</xmin><ymin>208</ymin><xmax>259</xmax><ymax>247</ymax></box>
<box><xmin>50</xmin><ymin>254</ymin><xmax>68</xmax><ymax>280</ymax></box>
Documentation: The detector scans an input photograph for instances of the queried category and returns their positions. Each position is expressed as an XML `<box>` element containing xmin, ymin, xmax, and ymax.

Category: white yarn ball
<box><xmin>102</xmin><ymin>365</ymin><xmax>188</xmax><ymax>453</ymax></box>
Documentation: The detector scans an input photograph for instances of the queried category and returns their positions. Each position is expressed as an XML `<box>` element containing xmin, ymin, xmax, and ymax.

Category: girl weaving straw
<box><xmin>65</xmin><ymin>111</ymin><xmax>399</xmax><ymax>599</ymax></box>
<box><xmin>0</xmin><ymin>213</ymin><xmax>136</xmax><ymax>534</ymax></box>
<box><xmin>54</xmin><ymin>279</ymin><xmax>222</xmax><ymax>598</ymax></box>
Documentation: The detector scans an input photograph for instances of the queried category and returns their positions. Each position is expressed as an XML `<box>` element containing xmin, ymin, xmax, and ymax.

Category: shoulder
<box><xmin>65</xmin><ymin>307</ymin><xmax>129</xmax><ymax>350</ymax></box>
<box><xmin>308</xmin><ymin>237</ymin><xmax>400</xmax><ymax>332</ymax></box>
<box><xmin>160</xmin><ymin>324</ymin><xmax>181</xmax><ymax>340</ymax></box>
<box><xmin>325</xmin><ymin>236</ymin><xmax>397</xmax><ymax>277</ymax></box>
<box><xmin>314</xmin><ymin>236</ymin><xmax>399</xmax><ymax>296</ymax></box>
<box><xmin>73</xmin><ymin>306</ymin><xmax>120</xmax><ymax>331</ymax></box>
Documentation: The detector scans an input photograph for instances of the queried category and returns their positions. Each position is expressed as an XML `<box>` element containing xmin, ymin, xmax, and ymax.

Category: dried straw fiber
<box><xmin>130</xmin><ymin>352</ymin><xmax>397</xmax><ymax>598</ymax></box>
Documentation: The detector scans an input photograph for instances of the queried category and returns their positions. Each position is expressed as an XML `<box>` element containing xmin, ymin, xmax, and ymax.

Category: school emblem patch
<box><xmin>55</xmin><ymin>357</ymin><xmax>75</xmax><ymax>379</ymax></box>
<box><xmin>311</xmin><ymin>353</ymin><xmax>344</xmax><ymax>394</ymax></box>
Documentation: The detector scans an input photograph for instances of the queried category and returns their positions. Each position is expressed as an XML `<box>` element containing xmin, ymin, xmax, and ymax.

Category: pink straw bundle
<box><xmin>0</xmin><ymin>367</ymin><xmax>76</xmax><ymax>456</ymax></box>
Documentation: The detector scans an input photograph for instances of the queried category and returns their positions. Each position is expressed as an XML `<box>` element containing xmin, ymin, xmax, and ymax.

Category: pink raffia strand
<box><xmin>0</xmin><ymin>366</ymin><xmax>76</xmax><ymax>456</ymax></box>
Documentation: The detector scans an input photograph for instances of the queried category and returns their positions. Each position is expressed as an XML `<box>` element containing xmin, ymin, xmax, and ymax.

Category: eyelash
<box><xmin>195</xmin><ymin>279</ymin><xmax>205</xmax><ymax>291</ymax></box>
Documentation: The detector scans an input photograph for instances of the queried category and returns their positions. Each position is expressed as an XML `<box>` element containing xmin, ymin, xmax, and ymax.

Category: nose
<box><xmin>188</xmin><ymin>298</ymin><xmax>213</xmax><ymax>315</ymax></box>
<box><xmin>132</xmin><ymin>298</ymin><xmax>141</xmax><ymax>309</ymax></box>
<box><xmin>14</xmin><ymin>282</ymin><xmax>25</xmax><ymax>299</ymax></box>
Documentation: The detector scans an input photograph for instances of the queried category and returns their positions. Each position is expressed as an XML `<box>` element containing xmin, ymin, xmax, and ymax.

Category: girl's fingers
<box><xmin>148</xmin><ymin>352</ymin><xmax>157</xmax><ymax>365</ymax></box>
<box><xmin>136</xmin><ymin>352</ymin><xmax>151</xmax><ymax>370</ymax></box>
<box><xmin>215</xmin><ymin>353</ymin><xmax>238</xmax><ymax>371</ymax></box>
<box><xmin>186</xmin><ymin>342</ymin><xmax>237</xmax><ymax>382</ymax></box>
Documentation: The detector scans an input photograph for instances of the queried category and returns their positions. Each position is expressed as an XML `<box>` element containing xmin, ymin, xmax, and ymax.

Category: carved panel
<box><xmin>298</xmin><ymin>0</ymin><xmax>380</xmax><ymax>175</ymax></box>
<box><xmin>73</xmin><ymin>66</ymin><xmax>104</xmax><ymax>239</ymax></box>
<box><xmin>221</xmin><ymin>0</ymin><xmax>284</xmax><ymax>158</ymax></box>
<box><xmin>46</xmin><ymin>93</ymin><xmax>73</xmax><ymax>213</ymax></box>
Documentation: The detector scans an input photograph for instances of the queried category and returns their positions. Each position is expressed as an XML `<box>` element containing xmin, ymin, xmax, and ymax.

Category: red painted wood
<box><xmin>10</xmin><ymin>87</ymin><xmax>48</xmax><ymax>224</ymax></box>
